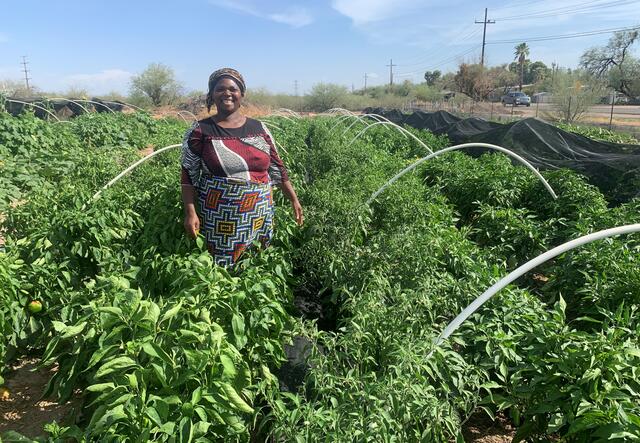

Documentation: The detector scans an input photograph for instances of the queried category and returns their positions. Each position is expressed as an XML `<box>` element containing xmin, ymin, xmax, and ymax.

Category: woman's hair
<box><xmin>206</xmin><ymin>68</ymin><xmax>246</xmax><ymax>112</ymax></box>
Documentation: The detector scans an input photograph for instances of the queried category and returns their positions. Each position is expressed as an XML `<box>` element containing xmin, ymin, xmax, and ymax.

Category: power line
<box><xmin>396</xmin><ymin>28</ymin><xmax>482</xmax><ymax>68</ymax></box>
<box><xmin>492</xmin><ymin>0</ymin><xmax>551</xmax><ymax>12</ymax></box>
<box><xmin>487</xmin><ymin>24</ymin><xmax>640</xmax><ymax>44</ymax></box>
<box><xmin>475</xmin><ymin>8</ymin><xmax>495</xmax><ymax>66</ymax></box>
<box><xmin>493</xmin><ymin>0</ymin><xmax>638</xmax><ymax>21</ymax></box>
<box><xmin>396</xmin><ymin>45</ymin><xmax>482</xmax><ymax>77</ymax></box>
<box><xmin>494</xmin><ymin>0</ymin><xmax>605</xmax><ymax>19</ymax></box>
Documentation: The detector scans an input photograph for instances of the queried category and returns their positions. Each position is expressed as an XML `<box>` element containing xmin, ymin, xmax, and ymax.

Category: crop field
<box><xmin>1</xmin><ymin>109</ymin><xmax>639</xmax><ymax>442</ymax></box>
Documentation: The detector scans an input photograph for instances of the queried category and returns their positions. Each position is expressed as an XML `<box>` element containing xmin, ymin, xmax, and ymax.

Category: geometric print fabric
<box><xmin>198</xmin><ymin>175</ymin><xmax>273</xmax><ymax>267</ymax></box>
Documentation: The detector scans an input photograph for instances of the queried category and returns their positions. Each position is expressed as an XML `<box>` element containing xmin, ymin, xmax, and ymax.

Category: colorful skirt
<box><xmin>198</xmin><ymin>175</ymin><xmax>273</xmax><ymax>266</ymax></box>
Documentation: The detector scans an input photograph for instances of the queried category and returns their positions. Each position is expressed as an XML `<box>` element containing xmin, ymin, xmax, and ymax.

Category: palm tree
<box><xmin>514</xmin><ymin>43</ymin><xmax>530</xmax><ymax>91</ymax></box>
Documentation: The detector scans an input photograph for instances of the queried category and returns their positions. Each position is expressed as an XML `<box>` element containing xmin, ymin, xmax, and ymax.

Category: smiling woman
<box><xmin>180</xmin><ymin>67</ymin><xmax>303</xmax><ymax>267</ymax></box>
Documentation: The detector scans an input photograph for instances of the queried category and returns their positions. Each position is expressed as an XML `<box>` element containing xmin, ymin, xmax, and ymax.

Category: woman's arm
<box><xmin>182</xmin><ymin>184</ymin><xmax>200</xmax><ymax>237</ymax></box>
<box><xmin>181</xmin><ymin>124</ymin><xmax>203</xmax><ymax>237</ymax></box>
<box><xmin>279</xmin><ymin>180</ymin><xmax>303</xmax><ymax>225</ymax></box>
<box><xmin>260</xmin><ymin>122</ymin><xmax>303</xmax><ymax>225</ymax></box>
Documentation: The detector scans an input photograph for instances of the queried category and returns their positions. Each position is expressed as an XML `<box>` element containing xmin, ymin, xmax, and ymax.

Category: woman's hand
<box><xmin>280</xmin><ymin>180</ymin><xmax>304</xmax><ymax>226</ymax></box>
<box><xmin>181</xmin><ymin>185</ymin><xmax>200</xmax><ymax>238</ymax></box>
<box><xmin>292</xmin><ymin>199</ymin><xmax>304</xmax><ymax>226</ymax></box>
<box><xmin>184</xmin><ymin>208</ymin><xmax>200</xmax><ymax>238</ymax></box>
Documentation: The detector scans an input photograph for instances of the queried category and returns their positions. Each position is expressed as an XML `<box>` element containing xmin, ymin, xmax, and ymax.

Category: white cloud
<box><xmin>63</xmin><ymin>69</ymin><xmax>132</xmax><ymax>94</ymax></box>
<box><xmin>209</xmin><ymin>0</ymin><xmax>261</xmax><ymax>17</ymax></box>
<box><xmin>268</xmin><ymin>7</ymin><xmax>313</xmax><ymax>28</ymax></box>
<box><xmin>209</xmin><ymin>0</ymin><xmax>313</xmax><ymax>27</ymax></box>
<box><xmin>331</xmin><ymin>0</ymin><xmax>425</xmax><ymax>25</ymax></box>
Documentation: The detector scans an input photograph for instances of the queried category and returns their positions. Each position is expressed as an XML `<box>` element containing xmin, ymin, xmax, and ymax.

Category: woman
<box><xmin>181</xmin><ymin>68</ymin><xmax>303</xmax><ymax>266</ymax></box>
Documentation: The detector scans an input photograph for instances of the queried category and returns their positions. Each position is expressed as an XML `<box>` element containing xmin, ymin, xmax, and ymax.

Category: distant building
<box><xmin>532</xmin><ymin>92</ymin><xmax>552</xmax><ymax>103</ymax></box>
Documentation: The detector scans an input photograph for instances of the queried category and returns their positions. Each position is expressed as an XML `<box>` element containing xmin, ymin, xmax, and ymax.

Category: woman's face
<box><xmin>212</xmin><ymin>77</ymin><xmax>243</xmax><ymax>114</ymax></box>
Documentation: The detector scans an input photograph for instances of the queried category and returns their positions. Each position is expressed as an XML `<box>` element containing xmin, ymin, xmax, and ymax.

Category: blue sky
<box><xmin>1</xmin><ymin>0</ymin><xmax>639</xmax><ymax>95</ymax></box>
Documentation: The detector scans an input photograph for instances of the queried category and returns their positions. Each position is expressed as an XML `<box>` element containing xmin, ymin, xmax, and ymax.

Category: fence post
<box><xmin>609</xmin><ymin>90</ymin><xmax>615</xmax><ymax>130</ymax></box>
<box><xmin>490</xmin><ymin>101</ymin><xmax>494</xmax><ymax>120</ymax></box>
<box><xmin>567</xmin><ymin>95</ymin><xmax>572</xmax><ymax>122</ymax></box>
<box><xmin>535</xmin><ymin>97</ymin><xmax>540</xmax><ymax>118</ymax></box>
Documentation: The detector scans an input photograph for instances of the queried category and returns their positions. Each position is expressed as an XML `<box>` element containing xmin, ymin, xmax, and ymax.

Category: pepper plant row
<box><xmin>0</xmin><ymin>111</ymin><xmax>638</xmax><ymax>442</ymax></box>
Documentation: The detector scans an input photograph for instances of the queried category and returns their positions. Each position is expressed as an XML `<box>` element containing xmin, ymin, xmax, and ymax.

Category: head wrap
<box><xmin>206</xmin><ymin>68</ymin><xmax>246</xmax><ymax>111</ymax></box>
<box><xmin>208</xmin><ymin>68</ymin><xmax>246</xmax><ymax>96</ymax></box>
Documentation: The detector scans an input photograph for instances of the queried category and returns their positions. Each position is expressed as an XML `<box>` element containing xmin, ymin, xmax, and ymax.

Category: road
<box><xmin>492</xmin><ymin>103</ymin><xmax>640</xmax><ymax>122</ymax></box>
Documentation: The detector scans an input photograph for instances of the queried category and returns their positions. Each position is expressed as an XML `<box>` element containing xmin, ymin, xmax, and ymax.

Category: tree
<box><xmin>580</xmin><ymin>29</ymin><xmax>640</xmax><ymax>99</ymax></box>
<box><xmin>454</xmin><ymin>63</ymin><xmax>489</xmax><ymax>99</ymax></box>
<box><xmin>548</xmin><ymin>69</ymin><xmax>604</xmax><ymax>123</ymax></box>
<box><xmin>304</xmin><ymin>83</ymin><xmax>349</xmax><ymax>111</ymax></box>
<box><xmin>424</xmin><ymin>70</ymin><xmax>441</xmax><ymax>86</ymax></box>
<box><xmin>129</xmin><ymin>63</ymin><xmax>183</xmax><ymax>107</ymax></box>
<box><xmin>0</xmin><ymin>79</ymin><xmax>36</xmax><ymax>98</ymax></box>
<box><xmin>413</xmin><ymin>83</ymin><xmax>441</xmax><ymax>101</ymax></box>
<box><xmin>453</xmin><ymin>63</ymin><xmax>515</xmax><ymax>100</ymax></box>
<box><xmin>514</xmin><ymin>43</ymin><xmax>530</xmax><ymax>91</ymax></box>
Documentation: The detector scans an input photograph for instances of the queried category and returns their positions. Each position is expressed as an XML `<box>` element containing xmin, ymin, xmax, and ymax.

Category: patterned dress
<box><xmin>181</xmin><ymin>117</ymin><xmax>289</xmax><ymax>266</ymax></box>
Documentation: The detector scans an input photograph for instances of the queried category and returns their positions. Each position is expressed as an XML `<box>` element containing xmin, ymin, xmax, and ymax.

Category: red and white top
<box><xmin>181</xmin><ymin>117</ymin><xmax>289</xmax><ymax>188</ymax></box>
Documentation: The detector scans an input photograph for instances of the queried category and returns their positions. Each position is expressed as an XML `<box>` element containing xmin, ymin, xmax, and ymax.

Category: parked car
<box><xmin>502</xmin><ymin>91</ymin><xmax>531</xmax><ymax>107</ymax></box>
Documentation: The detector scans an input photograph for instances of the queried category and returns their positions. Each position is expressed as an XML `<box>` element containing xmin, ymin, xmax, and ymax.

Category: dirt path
<box><xmin>0</xmin><ymin>358</ymin><xmax>81</xmax><ymax>438</ymax></box>
<box><xmin>1</xmin><ymin>356</ymin><xmax>517</xmax><ymax>440</ymax></box>
<box><xmin>462</xmin><ymin>411</ymin><xmax>515</xmax><ymax>442</ymax></box>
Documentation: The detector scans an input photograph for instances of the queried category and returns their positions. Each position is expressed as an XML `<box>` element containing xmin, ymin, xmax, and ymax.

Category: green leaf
<box><xmin>157</xmin><ymin>421</ymin><xmax>175</xmax><ymax>435</ymax></box>
<box><xmin>179</xmin><ymin>417</ymin><xmax>194</xmax><ymax>443</ymax></box>
<box><xmin>86</xmin><ymin>344</ymin><xmax>119</xmax><ymax>370</ymax></box>
<box><xmin>86</xmin><ymin>382</ymin><xmax>115</xmax><ymax>392</ymax></box>
<box><xmin>60</xmin><ymin>321</ymin><xmax>87</xmax><ymax>339</ymax></box>
<box><xmin>626</xmin><ymin>348</ymin><xmax>640</xmax><ymax>358</ymax></box>
<box><xmin>220</xmin><ymin>353</ymin><xmax>237</xmax><ymax>380</ymax></box>
<box><xmin>146</xmin><ymin>407</ymin><xmax>163</xmax><ymax>427</ymax></box>
<box><xmin>160</xmin><ymin>301</ymin><xmax>182</xmax><ymax>324</ymax></box>
<box><xmin>95</xmin><ymin>356</ymin><xmax>137</xmax><ymax>379</ymax></box>
<box><xmin>51</xmin><ymin>320</ymin><xmax>67</xmax><ymax>332</ymax></box>
<box><xmin>193</xmin><ymin>421</ymin><xmax>211</xmax><ymax>437</ymax></box>
<box><xmin>231</xmin><ymin>314</ymin><xmax>246</xmax><ymax>349</ymax></box>
<box><xmin>141</xmin><ymin>342</ymin><xmax>174</xmax><ymax>366</ymax></box>
<box><xmin>97</xmin><ymin>306</ymin><xmax>123</xmax><ymax>317</ymax></box>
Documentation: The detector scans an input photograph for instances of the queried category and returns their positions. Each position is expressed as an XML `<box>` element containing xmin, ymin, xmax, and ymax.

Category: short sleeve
<box><xmin>260</xmin><ymin>122</ymin><xmax>289</xmax><ymax>185</ymax></box>
<box><xmin>181</xmin><ymin>123</ymin><xmax>203</xmax><ymax>187</ymax></box>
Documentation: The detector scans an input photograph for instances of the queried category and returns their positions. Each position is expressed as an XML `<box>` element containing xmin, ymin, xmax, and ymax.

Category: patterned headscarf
<box><xmin>208</xmin><ymin>68</ymin><xmax>246</xmax><ymax>95</ymax></box>
<box><xmin>206</xmin><ymin>68</ymin><xmax>246</xmax><ymax>111</ymax></box>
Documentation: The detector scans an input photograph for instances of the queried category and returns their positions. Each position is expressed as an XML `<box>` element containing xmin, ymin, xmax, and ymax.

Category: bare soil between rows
<box><xmin>1</xmin><ymin>357</ymin><xmax>514</xmax><ymax>441</ymax></box>
<box><xmin>0</xmin><ymin>358</ymin><xmax>81</xmax><ymax>438</ymax></box>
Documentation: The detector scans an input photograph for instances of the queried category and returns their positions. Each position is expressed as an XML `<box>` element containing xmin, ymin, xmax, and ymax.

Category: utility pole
<box><xmin>364</xmin><ymin>73</ymin><xmax>368</xmax><ymax>92</ymax></box>
<box><xmin>386</xmin><ymin>59</ymin><xmax>396</xmax><ymax>87</ymax></box>
<box><xmin>475</xmin><ymin>8</ymin><xmax>494</xmax><ymax>67</ymax></box>
<box><xmin>21</xmin><ymin>56</ymin><xmax>31</xmax><ymax>93</ymax></box>
<box><xmin>294</xmin><ymin>80</ymin><xmax>298</xmax><ymax>97</ymax></box>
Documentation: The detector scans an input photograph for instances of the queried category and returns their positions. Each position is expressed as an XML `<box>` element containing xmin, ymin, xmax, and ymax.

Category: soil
<box><xmin>462</xmin><ymin>410</ymin><xmax>515</xmax><ymax>442</ymax></box>
<box><xmin>0</xmin><ymin>358</ymin><xmax>81</xmax><ymax>439</ymax></box>
<box><xmin>138</xmin><ymin>144</ymin><xmax>154</xmax><ymax>157</ymax></box>
<box><xmin>1</xmin><ymin>358</ymin><xmax>516</xmax><ymax>441</ymax></box>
